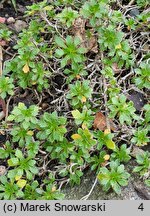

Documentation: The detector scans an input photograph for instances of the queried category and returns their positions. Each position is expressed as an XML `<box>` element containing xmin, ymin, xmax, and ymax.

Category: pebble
<box><xmin>7</xmin><ymin>17</ymin><xmax>15</xmax><ymax>24</ymax></box>
<box><xmin>129</xmin><ymin>8</ymin><xmax>140</xmax><ymax>17</ymax></box>
<box><xmin>14</xmin><ymin>20</ymin><xmax>27</xmax><ymax>32</ymax></box>
<box><xmin>0</xmin><ymin>165</ymin><xmax>7</xmax><ymax>176</ymax></box>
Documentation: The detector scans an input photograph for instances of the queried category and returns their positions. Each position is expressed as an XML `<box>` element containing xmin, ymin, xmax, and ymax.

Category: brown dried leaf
<box><xmin>72</xmin><ymin>17</ymin><xmax>98</xmax><ymax>53</ymax></box>
<box><xmin>93</xmin><ymin>112</ymin><xmax>106</xmax><ymax>131</ymax></box>
<box><xmin>112</xmin><ymin>62</ymin><xmax>120</xmax><ymax>74</ymax></box>
<box><xmin>93</xmin><ymin>112</ymin><xmax>117</xmax><ymax>131</ymax></box>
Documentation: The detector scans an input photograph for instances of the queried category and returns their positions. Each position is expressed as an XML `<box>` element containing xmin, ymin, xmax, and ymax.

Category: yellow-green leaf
<box><xmin>72</xmin><ymin>110</ymin><xmax>81</xmax><ymax>119</ymax></box>
<box><xmin>106</xmin><ymin>140</ymin><xmax>116</xmax><ymax>150</ymax></box>
<box><xmin>17</xmin><ymin>179</ymin><xmax>27</xmax><ymax>188</ymax></box>
<box><xmin>71</xmin><ymin>134</ymin><xmax>82</xmax><ymax>140</ymax></box>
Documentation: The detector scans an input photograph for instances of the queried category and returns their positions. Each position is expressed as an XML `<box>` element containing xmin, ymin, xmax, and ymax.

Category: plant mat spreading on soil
<box><xmin>0</xmin><ymin>0</ymin><xmax>149</xmax><ymax>200</ymax></box>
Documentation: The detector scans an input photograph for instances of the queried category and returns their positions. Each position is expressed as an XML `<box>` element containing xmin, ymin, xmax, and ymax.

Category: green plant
<box><xmin>136</xmin><ymin>0</ymin><xmax>149</xmax><ymax>7</ymax></box>
<box><xmin>55</xmin><ymin>35</ymin><xmax>86</xmax><ymax>68</ymax></box>
<box><xmin>0</xmin><ymin>77</ymin><xmax>14</xmax><ymax>99</ymax></box>
<box><xmin>37</xmin><ymin>111</ymin><xmax>67</xmax><ymax>142</ymax></box>
<box><xmin>71</xmin><ymin>128</ymin><xmax>96</xmax><ymax>160</ymax></box>
<box><xmin>98</xmin><ymin>26</ymin><xmax>124</xmax><ymax>51</ymax></box>
<box><xmin>4</xmin><ymin>30</ymin><xmax>50</xmax><ymax>91</ymax></box>
<box><xmin>7</xmin><ymin>103</ymin><xmax>39</xmax><ymax>130</ymax></box>
<box><xmin>97</xmin><ymin>160</ymin><xmax>130</xmax><ymax>194</ymax></box>
<box><xmin>81</xmin><ymin>0</ymin><xmax>109</xmax><ymax>26</ymax></box>
<box><xmin>69</xmin><ymin>168</ymin><xmax>83</xmax><ymax>186</ymax></box>
<box><xmin>111</xmin><ymin>144</ymin><xmax>131</xmax><ymax>163</ymax></box>
<box><xmin>0</xmin><ymin>175</ymin><xmax>24</xmax><ymax>200</ymax></box>
<box><xmin>10</xmin><ymin>127</ymin><xmax>34</xmax><ymax>147</ymax></box>
<box><xmin>108</xmin><ymin>94</ymin><xmax>137</xmax><ymax>125</ymax></box>
<box><xmin>23</xmin><ymin>180</ymin><xmax>42</xmax><ymax>200</ymax></box>
<box><xmin>11</xmin><ymin>0</ymin><xmax>17</xmax><ymax>11</ymax></box>
<box><xmin>56</xmin><ymin>7</ymin><xmax>79</xmax><ymax>27</ymax></box>
<box><xmin>7</xmin><ymin>149</ymin><xmax>38</xmax><ymax>180</ymax></box>
<box><xmin>71</xmin><ymin>107</ymin><xmax>94</xmax><ymax>128</ymax></box>
<box><xmin>133</xmin><ymin>151</ymin><xmax>150</xmax><ymax>176</ymax></box>
<box><xmin>134</xmin><ymin>63</ymin><xmax>150</xmax><ymax>89</ymax></box>
<box><xmin>144</xmin><ymin>104</ymin><xmax>150</xmax><ymax>123</ymax></box>
<box><xmin>0</xmin><ymin>27</ymin><xmax>12</xmax><ymax>41</ymax></box>
<box><xmin>67</xmin><ymin>80</ymin><xmax>92</xmax><ymax>108</ymax></box>
<box><xmin>131</xmin><ymin>128</ymin><xmax>149</xmax><ymax>146</ymax></box>
<box><xmin>90</xmin><ymin>150</ymin><xmax>107</xmax><ymax>173</ymax></box>
<box><xmin>145</xmin><ymin>179</ymin><xmax>150</xmax><ymax>187</ymax></box>
<box><xmin>94</xmin><ymin>130</ymin><xmax>116</xmax><ymax>150</ymax></box>
<box><xmin>0</xmin><ymin>141</ymin><xmax>14</xmax><ymax>159</ymax></box>
<box><xmin>26</xmin><ymin>0</ymin><xmax>53</xmax><ymax>16</ymax></box>
<box><xmin>40</xmin><ymin>183</ymin><xmax>65</xmax><ymax>200</ymax></box>
<box><xmin>64</xmin><ymin>63</ymin><xmax>87</xmax><ymax>83</ymax></box>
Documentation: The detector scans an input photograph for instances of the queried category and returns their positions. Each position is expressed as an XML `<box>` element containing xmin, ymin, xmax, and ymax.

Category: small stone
<box><xmin>129</xmin><ymin>8</ymin><xmax>140</xmax><ymax>17</ymax></box>
<box><xmin>0</xmin><ymin>165</ymin><xmax>7</xmax><ymax>176</ymax></box>
<box><xmin>0</xmin><ymin>17</ymin><xmax>6</xmax><ymax>24</ymax></box>
<box><xmin>14</xmin><ymin>20</ymin><xmax>27</xmax><ymax>32</ymax></box>
<box><xmin>7</xmin><ymin>17</ymin><xmax>15</xmax><ymax>24</ymax></box>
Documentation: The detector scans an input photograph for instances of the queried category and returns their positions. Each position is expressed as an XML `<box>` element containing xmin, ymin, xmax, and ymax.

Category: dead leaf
<box><xmin>23</xmin><ymin>63</ymin><xmax>29</xmax><ymax>73</ymax></box>
<box><xmin>81</xmin><ymin>96</ymin><xmax>86</xmax><ymax>103</ymax></box>
<box><xmin>103</xmin><ymin>154</ymin><xmax>110</xmax><ymax>161</ymax></box>
<box><xmin>112</xmin><ymin>62</ymin><xmax>120</xmax><ymax>74</ymax></box>
<box><xmin>72</xmin><ymin>17</ymin><xmax>98</xmax><ymax>53</ymax></box>
<box><xmin>93</xmin><ymin>112</ymin><xmax>117</xmax><ymax>131</ymax></box>
<box><xmin>93</xmin><ymin>112</ymin><xmax>106</xmax><ymax>131</ymax></box>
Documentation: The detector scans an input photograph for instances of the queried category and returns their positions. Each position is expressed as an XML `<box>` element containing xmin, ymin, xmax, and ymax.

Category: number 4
<box><xmin>138</xmin><ymin>203</ymin><xmax>144</xmax><ymax>211</ymax></box>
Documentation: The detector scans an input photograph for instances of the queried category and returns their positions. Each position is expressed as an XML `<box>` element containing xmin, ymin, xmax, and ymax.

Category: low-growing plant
<box><xmin>131</xmin><ymin>128</ymin><xmax>149</xmax><ymax>146</ymax></box>
<box><xmin>97</xmin><ymin>160</ymin><xmax>130</xmax><ymax>194</ymax></box>
<box><xmin>0</xmin><ymin>175</ymin><xmax>24</xmax><ymax>200</ymax></box>
<box><xmin>67</xmin><ymin>80</ymin><xmax>92</xmax><ymax>108</ymax></box>
<box><xmin>133</xmin><ymin>151</ymin><xmax>150</xmax><ymax>176</ymax></box>
<box><xmin>0</xmin><ymin>141</ymin><xmax>14</xmax><ymax>159</ymax></box>
<box><xmin>37</xmin><ymin>111</ymin><xmax>67</xmax><ymax>142</ymax></box>
<box><xmin>108</xmin><ymin>94</ymin><xmax>137</xmax><ymax>125</ymax></box>
<box><xmin>71</xmin><ymin>107</ymin><xmax>94</xmax><ymax>128</ymax></box>
<box><xmin>10</xmin><ymin>127</ymin><xmax>34</xmax><ymax>147</ymax></box>
<box><xmin>7</xmin><ymin>103</ymin><xmax>39</xmax><ymax>130</ymax></box>
<box><xmin>64</xmin><ymin>63</ymin><xmax>87</xmax><ymax>83</ymax></box>
<box><xmin>55</xmin><ymin>35</ymin><xmax>86</xmax><ymax>68</ymax></box>
<box><xmin>0</xmin><ymin>77</ymin><xmax>14</xmax><ymax>99</ymax></box>
<box><xmin>71</xmin><ymin>128</ymin><xmax>96</xmax><ymax>156</ymax></box>
<box><xmin>0</xmin><ymin>26</ymin><xmax>12</xmax><ymax>41</ymax></box>
<box><xmin>94</xmin><ymin>130</ymin><xmax>116</xmax><ymax>150</ymax></box>
<box><xmin>134</xmin><ymin>62</ymin><xmax>150</xmax><ymax>89</ymax></box>
<box><xmin>23</xmin><ymin>180</ymin><xmax>42</xmax><ymax>200</ymax></box>
<box><xmin>56</xmin><ymin>7</ymin><xmax>79</xmax><ymax>28</ymax></box>
<box><xmin>111</xmin><ymin>144</ymin><xmax>131</xmax><ymax>163</ymax></box>
<box><xmin>7</xmin><ymin>149</ymin><xmax>38</xmax><ymax>180</ymax></box>
<box><xmin>90</xmin><ymin>150</ymin><xmax>108</xmax><ymax>173</ymax></box>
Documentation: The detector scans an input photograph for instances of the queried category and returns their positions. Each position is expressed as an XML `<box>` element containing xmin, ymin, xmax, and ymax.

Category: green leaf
<box><xmin>106</xmin><ymin>139</ymin><xmax>116</xmax><ymax>150</ymax></box>
<box><xmin>15</xmin><ymin>149</ymin><xmax>23</xmax><ymax>159</ymax></box>
<box><xmin>8</xmin><ymin>158</ymin><xmax>19</xmax><ymax>166</ymax></box>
